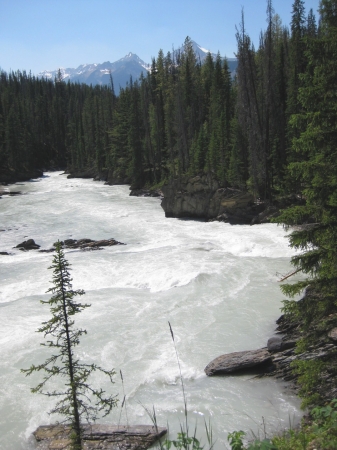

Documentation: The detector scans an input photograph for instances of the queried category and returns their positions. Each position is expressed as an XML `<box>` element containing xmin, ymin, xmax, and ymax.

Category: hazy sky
<box><xmin>0</xmin><ymin>0</ymin><xmax>321</xmax><ymax>74</ymax></box>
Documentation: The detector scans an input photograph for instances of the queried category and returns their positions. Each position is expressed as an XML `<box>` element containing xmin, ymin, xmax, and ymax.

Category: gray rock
<box><xmin>328</xmin><ymin>328</ymin><xmax>337</xmax><ymax>342</ymax></box>
<box><xmin>267</xmin><ymin>336</ymin><xmax>283</xmax><ymax>352</ymax></box>
<box><xmin>205</xmin><ymin>348</ymin><xmax>272</xmax><ymax>376</ymax></box>
<box><xmin>268</xmin><ymin>336</ymin><xmax>297</xmax><ymax>352</ymax></box>
<box><xmin>161</xmin><ymin>173</ymin><xmax>256</xmax><ymax>223</ymax></box>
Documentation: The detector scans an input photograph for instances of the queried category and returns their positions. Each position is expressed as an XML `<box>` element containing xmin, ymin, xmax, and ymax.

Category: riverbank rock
<box><xmin>267</xmin><ymin>336</ymin><xmax>296</xmax><ymax>352</ymax></box>
<box><xmin>15</xmin><ymin>239</ymin><xmax>40</xmax><ymax>250</ymax></box>
<box><xmin>204</xmin><ymin>348</ymin><xmax>272</xmax><ymax>376</ymax></box>
<box><xmin>160</xmin><ymin>173</ymin><xmax>260</xmax><ymax>224</ymax></box>
<box><xmin>34</xmin><ymin>424</ymin><xmax>167</xmax><ymax>450</ymax></box>
<box><xmin>0</xmin><ymin>188</ymin><xmax>22</xmax><ymax>198</ymax></box>
<box><xmin>67</xmin><ymin>168</ymin><xmax>103</xmax><ymax>180</ymax></box>
<box><xmin>129</xmin><ymin>188</ymin><xmax>163</xmax><ymax>198</ymax></box>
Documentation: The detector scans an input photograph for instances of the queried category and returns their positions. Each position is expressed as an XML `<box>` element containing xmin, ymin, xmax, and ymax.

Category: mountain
<box><xmin>38</xmin><ymin>53</ymin><xmax>150</xmax><ymax>91</ymax></box>
<box><xmin>38</xmin><ymin>40</ymin><xmax>237</xmax><ymax>92</ymax></box>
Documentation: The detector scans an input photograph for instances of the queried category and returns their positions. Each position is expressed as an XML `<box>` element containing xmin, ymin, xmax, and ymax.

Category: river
<box><xmin>0</xmin><ymin>172</ymin><xmax>301</xmax><ymax>449</ymax></box>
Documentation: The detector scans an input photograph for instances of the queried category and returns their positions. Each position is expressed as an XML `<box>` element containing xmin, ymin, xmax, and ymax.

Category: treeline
<box><xmin>0</xmin><ymin>0</ymin><xmax>321</xmax><ymax>201</ymax></box>
<box><xmin>0</xmin><ymin>69</ymin><xmax>115</xmax><ymax>178</ymax></box>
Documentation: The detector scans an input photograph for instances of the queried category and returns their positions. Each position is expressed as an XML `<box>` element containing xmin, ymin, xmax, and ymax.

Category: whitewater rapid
<box><xmin>0</xmin><ymin>172</ymin><xmax>301</xmax><ymax>449</ymax></box>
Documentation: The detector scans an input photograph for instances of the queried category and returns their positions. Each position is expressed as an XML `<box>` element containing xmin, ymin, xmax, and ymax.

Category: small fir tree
<box><xmin>22</xmin><ymin>241</ymin><xmax>118</xmax><ymax>449</ymax></box>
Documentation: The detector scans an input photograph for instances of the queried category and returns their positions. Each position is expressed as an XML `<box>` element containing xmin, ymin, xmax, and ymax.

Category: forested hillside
<box><xmin>0</xmin><ymin>0</ymin><xmax>322</xmax><ymax>201</ymax></box>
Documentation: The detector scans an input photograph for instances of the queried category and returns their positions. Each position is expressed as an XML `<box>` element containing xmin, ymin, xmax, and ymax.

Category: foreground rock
<box><xmin>160</xmin><ymin>173</ymin><xmax>261</xmax><ymax>224</ymax></box>
<box><xmin>15</xmin><ymin>239</ymin><xmax>40</xmax><ymax>250</ymax></box>
<box><xmin>205</xmin><ymin>348</ymin><xmax>272</xmax><ymax>376</ymax></box>
<box><xmin>34</xmin><ymin>424</ymin><xmax>167</xmax><ymax>450</ymax></box>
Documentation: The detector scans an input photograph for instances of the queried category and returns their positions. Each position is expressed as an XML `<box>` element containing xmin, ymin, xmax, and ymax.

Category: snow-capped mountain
<box><xmin>38</xmin><ymin>53</ymin><xmax>150</xmax><ymax>91</ymax></box>
<box><xmin>38</xmin><ymin>40</ymin><xmax>237</xmax><ymax>92</ymax></box>
<box><xmin>175</xmin><ymin>40</ymin><xmax>238</xmax><ymax>73</ymax></box>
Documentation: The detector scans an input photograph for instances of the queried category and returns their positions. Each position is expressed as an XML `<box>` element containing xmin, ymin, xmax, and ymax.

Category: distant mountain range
<box><xmin>38</xmin><ymin>40</ymin><xmax>238</xmax><ymax>92</ymax></box>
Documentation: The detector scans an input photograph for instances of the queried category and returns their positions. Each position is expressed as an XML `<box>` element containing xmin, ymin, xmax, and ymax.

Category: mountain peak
<box><xmin>37</xmin><ymin>40</ymin><xmax>237</xmax><ymax>91</ymax></box>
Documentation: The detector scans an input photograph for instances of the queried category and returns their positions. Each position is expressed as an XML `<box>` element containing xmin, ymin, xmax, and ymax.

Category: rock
<box><xmin>204</xmin><ymin>348</ymin><xmax>272</xmax><ymax>376</ymax></box>
<box><xmin>0</xmin><ymin>251</ymin><xmax>9</xmax><ymax>255</ymax></box>
<box><xmin>161</xmin><ymin>173</ymin><xmax>257</xmax><ymax>223</ymax></box>
<box><xmin>55</xmin><ymin>238</ymin><xmax>125</xmax><ymax>250</ymax></box>
<box><xmin>15</xmin><ymin>239</ymin><xmax>40</xmax><ymax>250</ymax></box>
<box><xmin>105</xmin><ymin>169</ymin><xmax>131</xmax><ymax>185</ymax></box>
<box><xmin>33</xmin><ymin>424</ymin><xmax>167</xmax><ymax>450</ymax></box>
<box><xmin>267</xmin><ymin>336</ymin><xmax>296</xmax><ymax>352</ymax></box>
<box><xmin>0</xmin><ymin>190</ymin><xmax>22</xmax><ymax>197</ymax></box>
<box><xmin>328</xmin><ymin>328</ymin><xmax>337</xmax><ymax>342</ymax></box>
<box><xmin>251</xmin><ymin>205</ymin><xmax>280</xmax><ymax>225</ymax></box>
<box><xmin>267</xmin><ymin>336</ymin><xmax>283</xmax><ymax>352</ymax></box>
<box><xmin>129</xmin><ymin>188</ymin><xmax>163</xmax><ymax>198</ymax></box>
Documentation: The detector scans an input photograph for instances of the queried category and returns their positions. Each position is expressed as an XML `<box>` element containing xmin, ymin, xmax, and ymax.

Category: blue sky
<box><xmin>0</xmin><ymin>0</ymin><xmax>321</xmax><ymax>74</ymax></box>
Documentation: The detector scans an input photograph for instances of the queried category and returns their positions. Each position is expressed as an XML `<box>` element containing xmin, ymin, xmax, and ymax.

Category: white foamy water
<box><xmin>0</xmin><ymin>172</ymin><xmax>302</xmax><ymax>449</ymax></box>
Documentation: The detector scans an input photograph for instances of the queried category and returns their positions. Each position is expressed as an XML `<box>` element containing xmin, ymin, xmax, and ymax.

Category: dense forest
<box><xmin>0</xmin><ymin>0</ymin><xmax>324</xmax><ymax>201</ymax></box>
<box><xmin>1</xmin><ymin>0</ymin><xmax>337</xmax><ymax>414</ymax></box>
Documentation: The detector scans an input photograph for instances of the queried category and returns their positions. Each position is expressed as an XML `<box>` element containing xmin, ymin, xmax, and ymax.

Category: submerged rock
<box><xmin>34</xmin><ymin>424</ymin><xmax>167</xmax><ymax>450</ymax></box>
<box><xmin>205</xmin><ymin>348</ymin><xmax>272</xmax><ymax>376</ymax></box>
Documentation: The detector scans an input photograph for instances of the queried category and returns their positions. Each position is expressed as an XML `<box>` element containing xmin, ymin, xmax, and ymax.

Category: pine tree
<box><xmin>22</xmin><ymin>242</ymin><xmax>117</xmax><ymax>450</ymax></box>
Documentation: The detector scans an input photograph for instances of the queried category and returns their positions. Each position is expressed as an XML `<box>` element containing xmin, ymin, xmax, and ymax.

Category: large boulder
<box><xmin>15</xmin><ymin>239</ymin><xmax>40</xmax><ymax>250</ymax></box>
<box><xmin>161</xmin><ymin>173</ymin><xmax>257</xmax><ymax>224</ymax></box>
<box><xmin>204</xmin><ymin>348</ymin><xmax>272</xmax><ymax>376</ymax></box>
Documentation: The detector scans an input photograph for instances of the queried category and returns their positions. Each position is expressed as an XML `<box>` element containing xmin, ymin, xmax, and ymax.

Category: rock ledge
<box><xmin>34</xmin><ymin>424</ymin><xmax>167</xmax><ymax>450</ymax></box>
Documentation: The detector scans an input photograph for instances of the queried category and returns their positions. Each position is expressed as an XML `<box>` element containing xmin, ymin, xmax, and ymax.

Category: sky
<box><xmin>0</xmin><ymin>0</ymin><xmax>321</xmax><ymax>74</ymax></box>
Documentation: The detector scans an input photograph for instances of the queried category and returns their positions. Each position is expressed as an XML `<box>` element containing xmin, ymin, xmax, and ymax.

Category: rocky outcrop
<box><xmin>160</xmin><ymin>174</ymin><xmax>260</xmax><ymax>224</ymax></box>
<box><xmin>204</xmin><ymin>309</ymin><xmax>337</xmax><ymax>403</ymax></box>
<box><xmin>34</xmin><ymin>424</ymin><xmax>167</xmax><ymax>450</ymax></box>
<box><xmin>57</xmin><ymin>238</ymin><xmax>125</xmax><ymax>250</ymax></box>
<box><xmin>15</xmin><ymin>239</ymin><xmax>40</xmax><ymax>250</ymax></box>
<box><xmin>204</xmin><ymin>348</ymin><xmax>272</xmax><ymax>376</ymax></box>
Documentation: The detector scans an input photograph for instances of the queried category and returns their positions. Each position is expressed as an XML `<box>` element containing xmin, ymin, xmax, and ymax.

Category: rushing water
<box><xmin>0</xmin><ymin>172</ymin><xmax>302</xmax><ymax>449</ymax></box>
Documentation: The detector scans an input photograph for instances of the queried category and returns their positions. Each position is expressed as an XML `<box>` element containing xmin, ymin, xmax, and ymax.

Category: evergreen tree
<box><xmin>22</xmin><ymin>242</ymin><xmax>117</xmax><ymax>450</ymax></box>
<box><xmin>278</xmin><ymin>0</ymin><xmax>337</xmax><ymax>330</ymax></box>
